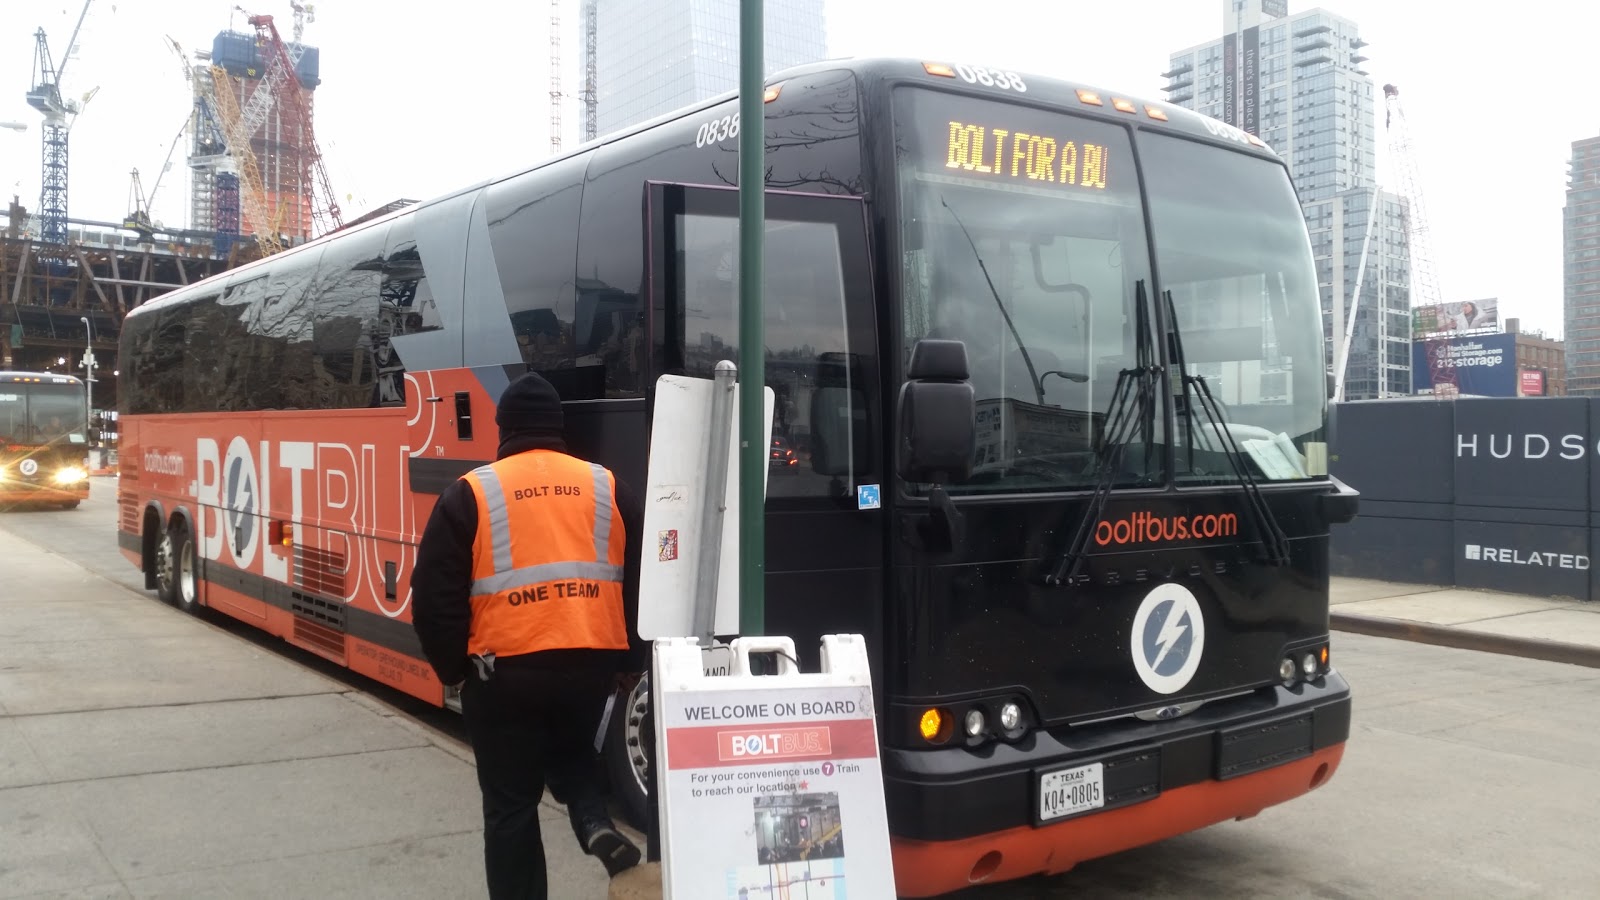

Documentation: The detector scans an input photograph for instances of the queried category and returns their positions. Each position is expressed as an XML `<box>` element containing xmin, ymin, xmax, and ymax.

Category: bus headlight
<box><xmin>963</xmin><ymin>708</ymin><xmax>987</xmax><ymax>738</ymax></box>
<box><xmin>1300</xmin><ymin>652</ymin><xmax>1319</xmax><ymax>679</ymax></box>
<box><xmin>999</xmin><ymin>702</ymin><xmax>1022</xmax><ymax>732</ymax></box>
<box><xmin>54</xmin><ymin>466</ymin><xmax>87</xmax><ymax>484</ymax></box>
<box><xmin>1279</xmin><ymin>657</ymin><xmax>1298</xmax><ymax>684</ymax></box>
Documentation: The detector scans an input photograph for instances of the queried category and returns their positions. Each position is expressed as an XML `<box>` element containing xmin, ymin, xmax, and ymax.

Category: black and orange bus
<box><xmin>1</xmin><ymin>371</ymin><xmax>90</xmax><ymax>508</ymax></box>
<box><xmin>117</xmin><ymin>57</ymin><xmax>1356</xmax><ymax>896</ymax></box>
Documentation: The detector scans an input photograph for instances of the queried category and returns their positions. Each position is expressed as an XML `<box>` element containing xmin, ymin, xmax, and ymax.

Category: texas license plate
<box><xmin>1038</xmin><ymin>762</ymin><xmax>1105</xmax><ymax>822</ymax></box>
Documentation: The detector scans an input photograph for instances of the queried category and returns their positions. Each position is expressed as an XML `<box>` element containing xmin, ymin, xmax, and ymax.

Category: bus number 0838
<box><xmin>954</xmin><ymin>65</ymin><xmax>1027</xmax><ymax>93</ymax></box>
<box><xmin>695</xmin><ymin>113</ymin><xmax>740</xmax><ymax>148</ymax></box>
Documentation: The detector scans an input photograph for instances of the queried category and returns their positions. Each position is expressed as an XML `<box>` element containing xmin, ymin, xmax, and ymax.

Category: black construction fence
<box><xmin>1330</xmin><ymin>397</ymin><xmax>1598</xmax><ymax>602</ymax></box>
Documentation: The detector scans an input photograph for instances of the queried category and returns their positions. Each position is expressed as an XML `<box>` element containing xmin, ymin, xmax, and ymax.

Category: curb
<box><xmin>1331</xmin><ymin>611</ymin><xmax>1600</xmax><ymax>670</ymax></box>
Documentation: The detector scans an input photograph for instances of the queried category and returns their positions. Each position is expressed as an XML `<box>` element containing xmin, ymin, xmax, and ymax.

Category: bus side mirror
<box><xmin>896</xmin><ymin>339</ymin><xmax>976</xmax><ymax>485</ymax></box>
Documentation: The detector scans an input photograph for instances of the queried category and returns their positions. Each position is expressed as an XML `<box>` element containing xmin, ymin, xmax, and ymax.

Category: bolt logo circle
<box><xmin>744</xmin><ymin>736</ymin><xmax>763</xmax><ymax>754</ymax></box>
<box><xmin>1130</xmin><ymin>582</ymin><xmax>1206</xmax><ymax>695</ymax></box>
<box><xmin>19</xmin><ymin>458</ymin><xmax>38</xmax><ymax>477</ymax></box>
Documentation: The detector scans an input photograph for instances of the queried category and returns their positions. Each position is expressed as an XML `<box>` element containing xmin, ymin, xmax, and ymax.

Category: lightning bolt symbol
<box><xmin>1150</xmin><ymin>604</ymin><xmax>1188</xmax><ymax>671</ymax></box>
<box><xmin>230</xmin><ymin>479</ymin><xmax>253</xmax><ymax>536</ymax></box>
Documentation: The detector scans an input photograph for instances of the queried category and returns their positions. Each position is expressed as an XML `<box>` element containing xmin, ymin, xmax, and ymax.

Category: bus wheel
<box><xmin>606</xmin><ymin>672</ymin><xmax>652</xmax><ymax>831</ymax></box>
<box><xmin>58</xmin><ymin>500</ymin><xmax>80</xmax><ymax>510</ymax></box>
<box><xmin>156</xmin><ymin>521</ymin><xmax>198</xmax><ymax>612</ymax></box>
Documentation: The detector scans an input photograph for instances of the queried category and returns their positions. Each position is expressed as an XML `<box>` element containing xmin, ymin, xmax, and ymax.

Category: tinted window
<box><xmin>230</xmin><ymin>248</ymin><xmax>326</xmax><ymax>411</ymax></box>
<box><xmin>123</xmin><ymin>298</ymin><xmax>198</xmax><ymax>415</ymax></box>
<box><xmin>674</xmin><ymin>214</ymin><xmax>858</xmax><ymax>499</ymax></box>
<box><xmin>484</xmin><ymin>157</ymin><xmax>599</xmax><ymax>396</ymax></box>
<box><xmin>379</xmin><ymin>215</ymin><xmax>444</xmax><ymax>407</ymax></box>
<box><xmin>307</xmin><ymin>224</ymin><xmax>389</xmax><ymax>409</ymax></box>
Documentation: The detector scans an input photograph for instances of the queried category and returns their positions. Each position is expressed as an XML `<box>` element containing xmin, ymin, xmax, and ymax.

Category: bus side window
<box><xmin>484</xmin><ymin>156</ymin><xmax>591</xmax><ymax>395</ymax></box>
<box><xmin>377</xmin><ymin>217</ymin><xmax>441</xmax><ymax>408</ymax></box>
<box><xmin>675</xmin><ymin>213</ymin><xmax>861</xmax><ymax>500</ymax></box>
<box><xmin>307</xmin><ymin>223</ymin><xmax>390</xmax><ymax>409</ymax></box>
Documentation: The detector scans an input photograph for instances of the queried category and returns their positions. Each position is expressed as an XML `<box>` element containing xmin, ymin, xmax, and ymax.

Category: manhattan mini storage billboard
<box><xmin>1411</xmin><ymin>332</ymin><xmax>1517</xmax><ymax>396</ymax></box>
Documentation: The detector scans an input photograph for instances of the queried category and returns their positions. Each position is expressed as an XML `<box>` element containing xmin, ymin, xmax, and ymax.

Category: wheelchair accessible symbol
<box><xmin>857</xmin><ymin>484</ymin><xmax>881</xmax><ymax>510</ymax></box>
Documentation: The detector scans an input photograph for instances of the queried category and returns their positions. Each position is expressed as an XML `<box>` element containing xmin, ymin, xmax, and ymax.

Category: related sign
<box><xmin>653</xmin><ymin>635</ymin><xmax>896</xmax><ymax>900</ymax></box>
<box><xmin>1411</xmin><ymin>332</ymin><xmax>1517</xmax><ymax>397</ymax></box>
<box><xmin>638</xmin><ymin>374</ymin><xmax>775</xmax><ymax>640</ymax></box>
<box><xmin>1521</xmin><ymin>369</ymin><xmax>1546</xmax><ymax>397</ymax></box>
<box><xmin>1412</xmin><ymin>298</ymin><xmax>1499</xmax><ymax>337</ymax></box>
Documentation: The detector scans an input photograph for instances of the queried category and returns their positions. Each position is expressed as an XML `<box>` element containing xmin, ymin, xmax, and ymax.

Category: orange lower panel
<box><xmin>890</xmin><ymin>743</ymin><xmax>1346</xmax><ymax>898</ymax></box>
<box><xmin>348</xmin><ymin>636</ymin><xmax>445</xmax><ymax>706</ymax></box>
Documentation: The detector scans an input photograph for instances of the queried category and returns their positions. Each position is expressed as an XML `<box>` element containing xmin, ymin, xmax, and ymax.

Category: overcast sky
<box><xmin>2</xmin><ymin>1</ymin><xmax>1595</xmax><ymax>336</ymax></box>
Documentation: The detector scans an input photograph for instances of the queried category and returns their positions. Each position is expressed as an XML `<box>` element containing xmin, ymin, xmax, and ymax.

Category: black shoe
<box><xmin>585</xmin><ymin>824</ymin><xmax>642</xmax><ymax>878</ymax></box>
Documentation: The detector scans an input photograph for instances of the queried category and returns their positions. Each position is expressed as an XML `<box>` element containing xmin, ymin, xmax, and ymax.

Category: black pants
<box><xmin>460</xmin><ymin>662</ymin><xmax>615</xmax><ymax>900</ymax></box>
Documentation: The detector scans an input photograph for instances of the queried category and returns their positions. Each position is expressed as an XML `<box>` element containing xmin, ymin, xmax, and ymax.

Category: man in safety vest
<box><xmin>413</xmin><ymin>372</ymin><xmax>645</xmax><ymax>899</ymax></box>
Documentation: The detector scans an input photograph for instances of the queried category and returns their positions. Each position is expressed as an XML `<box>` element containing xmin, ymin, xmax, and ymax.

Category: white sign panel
<box><xmin>653</xmin><ymin>635</ymin><xmax>896</xmax><ymax>900</ymax></box>
<box><xmin>638</xmin><ymin>374</ymin><xmax>775</xmax><ymax>640</ymax></box>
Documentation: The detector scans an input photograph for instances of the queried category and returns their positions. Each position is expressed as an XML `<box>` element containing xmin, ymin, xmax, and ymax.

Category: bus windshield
<box><xmin>0</xmin><ymin>383</ymin><xmax>87</xmax><ymax>445</ymax></box>
<box><xmin>895</xmin><ymin>89</ymin><xmax>1326</xmax><ymax>494</ymax></box>
<box><xmin>1141</xmin><ymin>133</ymin><xmax>1328</xmax><ymax>485</ymax></box>
<box><xmin>895</xmin><ymin>88</ymin><xmax>1161</xmax><ymax>494</ymax></box>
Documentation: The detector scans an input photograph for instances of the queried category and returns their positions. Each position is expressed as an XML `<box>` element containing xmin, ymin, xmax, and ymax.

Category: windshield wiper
<box><xmin>1045</xmin><ymin>279</ymin><xmax>1159</xmax><ymax>586</ymax></box>
<box><xmin>1162</xmin><ymin>289</ymin><xmax>1291</xmax><ymax>567</ymax></box>
<box><xmin>939</xmin><ymin>195</ymin><xmax>1045</xmax><ymax>406</ymax></box>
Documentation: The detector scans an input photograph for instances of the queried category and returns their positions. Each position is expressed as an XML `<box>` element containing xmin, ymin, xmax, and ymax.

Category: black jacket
<box><xmin>410</xmin><ymin>434</ymin><xmax>649</xmax><ymax>686</ymax></box>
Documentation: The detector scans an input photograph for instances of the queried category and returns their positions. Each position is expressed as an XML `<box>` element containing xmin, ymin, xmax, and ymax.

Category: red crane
<box><xmin>247</xmin><ymin>9</ymin><xmax>343</xmax><ymax>236</ymax></box>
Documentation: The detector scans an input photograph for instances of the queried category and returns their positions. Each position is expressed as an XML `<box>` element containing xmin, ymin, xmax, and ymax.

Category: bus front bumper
<box><xmin>883</xmin><ymin>673</ymin><xmax>1351</xmax><ymax>897</ymax></box>
<box><xmin>0</xmin><ymin>473</ymin><xmax>90</xmax><ymax>503</ymax></box>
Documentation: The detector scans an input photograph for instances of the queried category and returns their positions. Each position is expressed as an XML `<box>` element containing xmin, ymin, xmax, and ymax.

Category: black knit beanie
<box><xmin>496</xmin><ymin>372</ymin><xmax>564</xmax><ymax>444</ymax></box>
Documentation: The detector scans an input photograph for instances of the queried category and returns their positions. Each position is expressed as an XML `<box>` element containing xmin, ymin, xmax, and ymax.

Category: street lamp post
<box><xmin>80</xmin><ymin>317</ymin><xmax>96</xmax><ymax>461</ymax></box>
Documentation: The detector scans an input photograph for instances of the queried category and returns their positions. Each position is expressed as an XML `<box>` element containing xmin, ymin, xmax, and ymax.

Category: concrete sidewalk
<box><xmin>1331</xmin><ymin>577</ymin><xmax>1600</xmax><ymax>669</ymax></box>
<box><xmin>0</xmin><ymin>526</ymin><xmax>613</xmax><ymax>899</ymax></box>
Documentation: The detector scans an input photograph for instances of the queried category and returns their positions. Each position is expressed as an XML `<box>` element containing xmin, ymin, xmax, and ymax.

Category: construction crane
<box><xmin>168</xmin><ymin>36</ymin><xmax>239</xmax><ymax>252</ymax></box>
<box><xmin>550</xmin><ymin>0</ymin><xmax>563</xmax><ymax>155</ymax></box>
<box><xmin>205</xmin><ymin>3</ymin><xmax>341</xmax><ymax>255</ymax></box>
<box><xmin>123</xmin><ymin>120</ymin><xmax>188</xmax><ymax>243</ymax></box>
<box><xmin>24</xmin><ymin>0</ymin><xmax>96</xmax><ymax>248</ymax></box>
<box><xmin>583</xmin><ymin>0</ymin><xmax>598</xmax><ymax>141</ymax></box>
<box><xmin>1383</xmin><ymin>83</ymin><xmax>1457</xmax><ymax>397</ymax></box>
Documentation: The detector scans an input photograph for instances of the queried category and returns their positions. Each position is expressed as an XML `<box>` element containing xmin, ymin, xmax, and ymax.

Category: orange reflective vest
<box><xmin>462</xmin><ymin>449</ymin><xmax>629</xmax><ymax>658</ymax></box>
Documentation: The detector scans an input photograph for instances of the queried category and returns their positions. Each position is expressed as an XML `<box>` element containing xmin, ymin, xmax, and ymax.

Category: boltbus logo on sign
<box><xmin>719</xmin><ymin>727</ymin><xmax>832</xmax><ymax>761</ymax></box>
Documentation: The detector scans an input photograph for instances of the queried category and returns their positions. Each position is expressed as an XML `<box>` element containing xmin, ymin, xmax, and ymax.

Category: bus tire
<box><xmin>156</xmin><ymin>521</ymin><xmax>198</xmax><ymax>612</ymax></box>
<box><xmin>58</xmin><ymin>500</ymin><xmax>79</xmax><ymax>510</ymax></box>
<box><xmin>606</xmin><ymin>672</ymin><xmax>652</xmax><ymax>832</ymax></box>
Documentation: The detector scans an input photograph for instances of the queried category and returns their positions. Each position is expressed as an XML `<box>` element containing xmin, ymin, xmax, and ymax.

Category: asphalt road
<box><xmin>6</xmin><ymin>479</ymin><xmax>1600</xmax><ymax>898</ymax></box>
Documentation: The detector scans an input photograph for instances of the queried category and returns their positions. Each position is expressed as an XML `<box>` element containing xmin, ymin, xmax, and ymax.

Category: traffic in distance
<box><xmin>112</xmin><ymin>57</ymin><xmax>1357</xmax><ymax>897</ymax></box>
<box><xmin>0</xmin><ymin>370</ymin><xmax>90</xmax><ymax>509</ymax></box>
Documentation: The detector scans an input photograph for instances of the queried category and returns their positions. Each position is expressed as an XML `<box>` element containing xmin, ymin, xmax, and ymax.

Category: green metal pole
<box><xmin>737</xmin><ymin>0</ymin><xmax>765</xmax><ymax>636</ymax></box>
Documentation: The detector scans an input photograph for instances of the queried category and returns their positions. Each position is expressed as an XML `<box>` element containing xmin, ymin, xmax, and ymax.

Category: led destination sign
<box><xmin>945</xmin><ymin>120</ymin><xmax>1110</xmax><ymax>190</ymax></box>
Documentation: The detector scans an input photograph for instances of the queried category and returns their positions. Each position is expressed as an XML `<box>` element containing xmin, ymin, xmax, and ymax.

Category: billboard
<box><xmin>1223</xmin><ymin>33</ymin><xmax>1237</xmax><ymax>127</ymax></box>
<box><xmin>1521</xmin><ymin>370</ymin><xmax>1547</xmax><ymax>397</ymax></box>
<box><xmin>1411</xmin><ymin>332</ymin><xmax>1517</xmax><ymax>396</ymax></box>
<box><xmin>1242</xmin><ymin>26</ymin><xmax>1260</xmax><ymax>135</ymax></box>
<box><xmin>1412</xmin><ymin>298</ymin><xmax>1499</xmax><ymax>337</ymax></box>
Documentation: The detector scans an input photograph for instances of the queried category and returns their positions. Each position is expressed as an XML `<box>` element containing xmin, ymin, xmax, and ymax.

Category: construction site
<box><xmin>0</xmin><ymin>1</ymin><xmax>422</xmax><ymax>410</ymax></box>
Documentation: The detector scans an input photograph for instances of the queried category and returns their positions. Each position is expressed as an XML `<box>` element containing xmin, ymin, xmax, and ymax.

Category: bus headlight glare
<box><xmin>999</xmin><ymin>702</ymin><xmax>1022</xmax><ymax>731</ymax></box>
<box><xmin>964</xmin><ymin>709</ymin><xmax>986</xmax><ymax>738</ymax></box>
<box><xmin>54</xmin><ymin>467</ymin><xmax>86</xmax><ymax>484</ymax></box>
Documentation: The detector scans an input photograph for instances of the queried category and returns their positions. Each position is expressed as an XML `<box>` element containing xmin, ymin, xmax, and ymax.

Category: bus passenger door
<box><xmin>646</xmin><ymin>182</ymin><xmax>885</xmax><ymax>673</ymax></box>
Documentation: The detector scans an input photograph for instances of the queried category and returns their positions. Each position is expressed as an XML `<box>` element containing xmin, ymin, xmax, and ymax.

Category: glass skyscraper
<box><xmin>583</xmin><ymin>0</ymin><xmax>827</xmax><ymax>138</ymax></box>
<box><xmin>1164</xmin><ymin>0</ymin><xmax>1413</xmax><ymax>399</ymax></box>
<box><xmin>1565</xmin><ymin>135</ymin><xmax>1600</xmax><ymax>395</ymax></box>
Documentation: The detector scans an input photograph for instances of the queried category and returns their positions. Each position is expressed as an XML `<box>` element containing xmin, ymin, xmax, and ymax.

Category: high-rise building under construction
<box><xmin>189</xmin><ymin>30</ymin><xmax>321</xmax><ymax>243</ymax></box>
